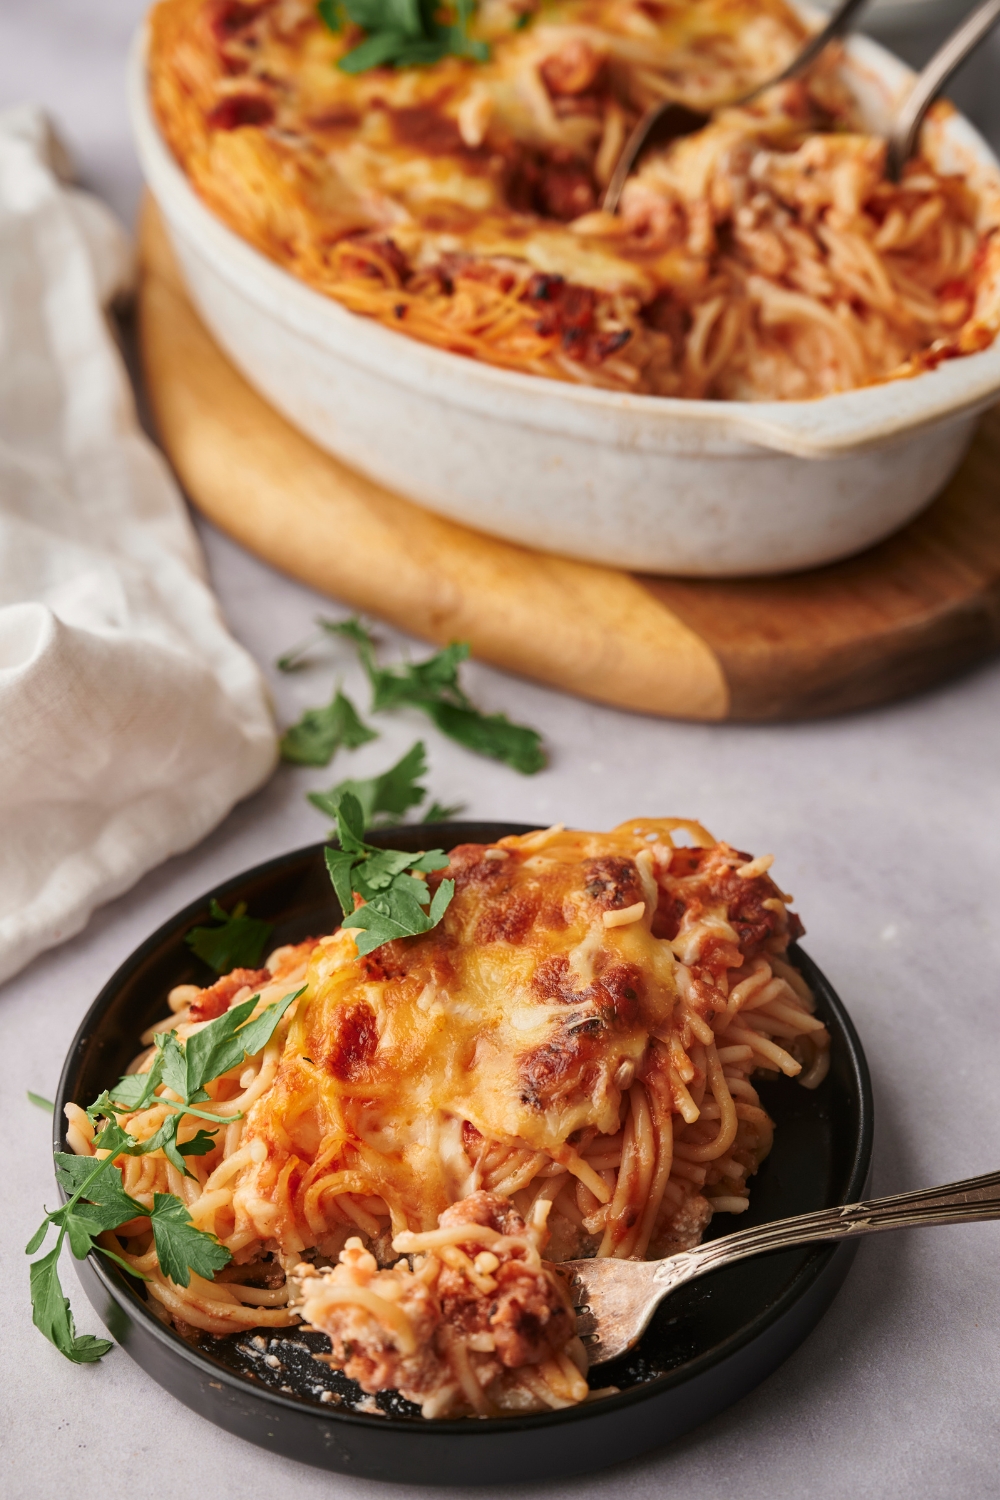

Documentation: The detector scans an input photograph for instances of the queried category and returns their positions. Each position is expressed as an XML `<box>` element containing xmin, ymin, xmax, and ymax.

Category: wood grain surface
<box><xmin>138</xmin><ymin>199</ymin><xmax>1000</xmax><ymax>722</ymax></box>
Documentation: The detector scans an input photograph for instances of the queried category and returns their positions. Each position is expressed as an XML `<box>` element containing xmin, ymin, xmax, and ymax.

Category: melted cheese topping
<box><xmin>228</xmin><ymin>817</ymin><xmax>816</xmax><ymax>1254</ymax></box>
<box><xmin>238</xmin><ymin>826</ymin><xmax>678</xmax><ymax>1233</ymax></box>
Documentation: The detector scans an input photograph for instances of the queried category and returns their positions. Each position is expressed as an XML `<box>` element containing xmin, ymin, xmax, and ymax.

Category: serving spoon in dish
<box><xmin>602</xmin><ymin>0</ymin><xmax>1000</xmax><ymax>211</ymax></box>
<box><xmin>601</xmin><ymin>0</ymin><xmax>870</xmax><ymax>212</ymax></box>
<box><xmin>563</xmin><ymin>1167</ymin><xmax>1000</xmax><ymax>1365</ymax></box>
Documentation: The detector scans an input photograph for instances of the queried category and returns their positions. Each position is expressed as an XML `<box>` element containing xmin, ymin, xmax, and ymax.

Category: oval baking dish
<box><xmin>130</xmin><ymin>19</ymin><xmax>1000</xmax><ymax>577</ymax></box>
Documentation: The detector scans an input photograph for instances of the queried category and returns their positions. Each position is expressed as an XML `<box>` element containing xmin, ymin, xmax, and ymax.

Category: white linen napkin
<box><xmin>0</xmin><ymin>106</ymin><xmax>278</xmax><ymax>988</ymax></box>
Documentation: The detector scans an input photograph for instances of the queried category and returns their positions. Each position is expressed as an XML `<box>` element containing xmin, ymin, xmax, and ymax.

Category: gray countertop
<box><xmin>2</xmin><ymin>5</ymin><xmax>1000</xmax><ymax>1497</ymax></box>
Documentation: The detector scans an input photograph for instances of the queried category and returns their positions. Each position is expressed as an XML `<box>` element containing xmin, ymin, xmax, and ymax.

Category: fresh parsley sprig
<box><xmin>186</xmin><ymin>899</ymin><xmax>274</xmax><ymax>974</ymax></box>
<box><xmin>423</xmin><ymin>798</ymin><xmax>465</xmax><ymax>822</ymax></box>
<box><xmin>318</xmin><ymin>0</ymin><xmax>488</xmax><ymax>74</ymax></box>
<box><xmin>310</xmin><ymin>740</ymin><xmax>422</xmax><ymax>824</ymax></box>
<box><xmin>325</xmin><ymin>791</ymin><xmax>454</xmax><ymax>954</ymax></box>
<box><xmin>29</xmin><ymin>987</ymin><xmax>303</xmax><ymax>1364</ymax></box>
<box><xmin>310</xmin><ymin>741</ymin><xmax>464</xmax><ymax>826</ymax></box>
<box><xmin>280</xmin><ymin>687</ymin><xmax>376</xmax><ymax>767</ymax></box>
<box><xmin>324</xmin><ymin>618</ymin><xmax>546</xmax><ymax>774</ymax></box>
<box><xmin>87</xmin><ymin>987</ymin><xmax>303</xmax><ymax>1178</ymax></box>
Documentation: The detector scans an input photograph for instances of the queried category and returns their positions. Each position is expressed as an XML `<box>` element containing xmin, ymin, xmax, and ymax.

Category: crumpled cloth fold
<box><xmin>0</xmin><ymin>106</ymin><xmax>277</xmax><ymax>987</ymax></box>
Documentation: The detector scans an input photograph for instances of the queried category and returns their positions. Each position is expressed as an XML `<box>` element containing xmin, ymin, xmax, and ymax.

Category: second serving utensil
<box><xmin>885</xmin><ymin>0</ymin><xmax>1000</xmax><ymax>178</ymax></box>
<box><xmin>602</xmin><ymin>0</ymin><xmax>1000</xmax><ymax>209</ymax></box>
<box><xmin>564</xmin><ymin>1167</ymin><xmax>1000</xmax><ymax>1364</ymax></box>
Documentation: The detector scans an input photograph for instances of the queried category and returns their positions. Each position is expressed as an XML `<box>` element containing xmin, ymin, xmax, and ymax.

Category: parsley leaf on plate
<box><xmin>179</xmin><ymin>987</ymin><xmax>303</xmax><ymax>1098</ymax></box>
<box><xmin>27</xmin><ymin>1143</ymin><xmax>151</xmax><ymax>1360</ymax></box>
<box><xmin>317</xmin><ymin>0</ymin><xmax>343</xmax><ymax>28</ymax></box>
<box><xmin>149</xmin><ymin>1194</ymin><xmax>231</xmax><ymax>1288</ymax></box>
<box><xmin>177</xmin><ymin>1128</ymin><xmax>219</xmax><ymax>1158</ymax></box>
<box><xmin>99</xmin><ymin>1066</ymin><xmax>163</xmax><ymax>1116</ymax></box>
<box><xmin>308</xmin><ymin>740</ymin><xmax>429</xmax><ymax>826</ymax></box>
<box><xmin>53</xmin><ymin>1153</ymin><xmax>146</xmax><ymax>1229</ymax></box>
<box><xmin>327</xmin><ymin>618</ymin><xmax>546</xmax><ymax>773</ymax></box>
<box><xmin>125</xmin><ymin>1113</ymin><xmax>191</xmax><ymax>1178</ymax></box>
<box><xmin>424</xmin><ymin>699</ymin><xmax>545</xmax><ymax>774</ymax></box>
<box><xmin>323</xmin><ymin>791</ymin><xmax>454</xmax><ymax>954</ymax></box>
<box><xmin>280</xmin><ymin>687</ymin><xmax>376</xmax><ymax>767</ymax></box>
<box><xmin>185</xmin><ymin>898</ymin><xmax>274</xmax><ymax>974</ymax></box>
<box><xmin>103</xmin><ymin>988</ymin><xmax>304</xmax><ymax>1180</ymax></box>
<box><xmin>349</xmin><ymin>872</ymin><xmax>454</xmax><ymax>953</ymax></box>
<box><xmin>29</xmin><ymin>985</ymin><xmax>304</xmax><ymax>1358</ymax></box>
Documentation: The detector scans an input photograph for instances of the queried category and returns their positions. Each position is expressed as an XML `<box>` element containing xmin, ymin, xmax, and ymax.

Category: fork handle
<box><xmin>658</xmin><ymin>1168</ymin><xmax>1000</xmax><ymax>1287</ymax></box>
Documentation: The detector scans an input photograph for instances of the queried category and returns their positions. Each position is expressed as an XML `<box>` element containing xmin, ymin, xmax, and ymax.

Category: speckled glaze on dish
<box><xmin>55</xmin><ymin>826</ymin><xmax>873</xmax><ymax>1483</ymax></box>
<box><xmin>130</xmin><ymin>24</ymin><xmax>1000</xmax><ymax>577</ymax></box>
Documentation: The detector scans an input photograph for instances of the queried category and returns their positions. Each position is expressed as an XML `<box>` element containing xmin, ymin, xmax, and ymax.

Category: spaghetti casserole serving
<box><xmin>71</xmin><ymin>819</ymin><xmax>830</xmax><ymax>1417</ymax></box>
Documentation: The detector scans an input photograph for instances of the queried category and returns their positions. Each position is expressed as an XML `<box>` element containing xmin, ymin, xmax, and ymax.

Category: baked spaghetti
<box><xmin>70</xmin><ymin>818</ymin><xmax>830</xmax><ymax>1417</ymax></box>
<box><xmin>148</xmin><ymin>0</ymin><xmax>1000</xmax><ymax>397</ymax></box>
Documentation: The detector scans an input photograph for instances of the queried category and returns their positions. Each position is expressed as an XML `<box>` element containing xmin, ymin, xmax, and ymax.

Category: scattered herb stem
<box><xmin>323</xmin><ymin>618</ymin><xmax>545</xmax><ymax>774</ymax></box>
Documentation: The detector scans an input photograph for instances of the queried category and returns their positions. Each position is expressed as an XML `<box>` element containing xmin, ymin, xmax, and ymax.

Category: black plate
<box><xmin>55</xmin><ymin>822</ymin><xmax>873</xmax><ymax>1484</ymax></box>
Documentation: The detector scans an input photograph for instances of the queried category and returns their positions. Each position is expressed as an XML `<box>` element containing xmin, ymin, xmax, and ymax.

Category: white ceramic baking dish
<box><xmin>129</xmin><ymin>23</ymin><xmax>1000</xmax><ymax>577</ymax></box>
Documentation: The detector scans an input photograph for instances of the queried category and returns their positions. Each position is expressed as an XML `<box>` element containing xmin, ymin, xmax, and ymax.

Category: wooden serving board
<box><xmin>138</xmin><ymin>199</ymin><xmax>1000</xmax><ymax>722</ymax></box>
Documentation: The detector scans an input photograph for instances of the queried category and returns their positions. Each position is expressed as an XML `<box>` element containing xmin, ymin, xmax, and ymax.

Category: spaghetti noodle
<box><xmin>148</xmin><ymin>0</ymin><xmax>1000</xmax><ymax>397</ymax></box>
<box><xmin>73</xmin><ymin>820</ymin><xmax>829</xmax><ymax>1416</ymax></box>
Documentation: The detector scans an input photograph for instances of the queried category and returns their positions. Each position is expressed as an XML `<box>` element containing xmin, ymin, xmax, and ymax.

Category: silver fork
<box><xmin>561</xmin><ymin>1168</ymin><xmax>1000</xmax><ymax>1365</ymax></box>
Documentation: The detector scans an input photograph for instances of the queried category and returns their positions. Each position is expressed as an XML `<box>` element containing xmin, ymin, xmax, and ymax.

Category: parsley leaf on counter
<box><xmin>324</xmin><ymin>791</ymin><xmax>454</xmax><ymax>955</ymax></box>
<box><xmin>423</xmin><ymin>798</ymin><xmax>465</xmax><ymax>823</ymax></box>
<box><xmin>365</xmin><ymin>639</ymin><xmax>469</xmax><ymax>714</ymax></box>
<box><xmin>27</xmin><ymin>1091</ymin><xmax>53</xmax><ymax>1112</ymax></box>
<box><xmin>326</xmin><ymin>618</ymin><xmax>546</xmax><ymax>774</ymax></box>
<box><xmin>186</xmin><ymin>899</ymin><xmax>274</xmax><ymax>974</ymax></box>
<box><xmin>309</xmin><ymin>740</ymin><xmax>429</xmax><ymax>826</ymax></box>
<box><xmin>280</xmin><ymin>687</ymin><xmax>376</xmax><ymax>767</ymax></box>
<box><xmin>318</xmin><ymin>0</ymin><xmax>488</xmax><ymax>74</ymax></box>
